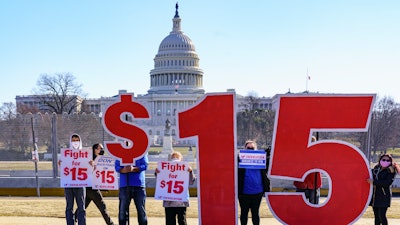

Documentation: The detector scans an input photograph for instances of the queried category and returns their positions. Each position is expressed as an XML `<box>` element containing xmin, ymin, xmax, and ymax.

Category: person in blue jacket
<box><xmin>115</xmin><ymin>154</ymin><xmax>149</xmax><ymax>225</ymax></box>
<box><xmin>238</xmin><ymin>140</ymin><xmax>270</xmax><ymax>225</ymax></box>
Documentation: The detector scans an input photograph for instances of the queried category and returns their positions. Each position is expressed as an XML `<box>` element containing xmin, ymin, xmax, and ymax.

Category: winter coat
<box><xmin>293</xmin><ymin>172</ymin><xmax>322</xmax><ymax>190</ymax></box>
<box><xmin>370</xmin><ymin>165</ymin><xmax>396</xmax><ymax>208</ymax></box>
<box><xmin>238</xmin><ymin>149</ymin><xmax>271</xmax><ymax>195</ymax></box>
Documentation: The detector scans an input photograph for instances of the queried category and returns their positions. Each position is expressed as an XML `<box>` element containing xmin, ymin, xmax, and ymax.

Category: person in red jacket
<box><xmin>293</xmin><ymin>136</ymin><xmax>322</xmax><ymax>204</ymax></box>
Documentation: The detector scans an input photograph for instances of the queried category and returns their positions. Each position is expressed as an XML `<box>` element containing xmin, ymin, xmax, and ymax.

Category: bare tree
<box><xmin>34</xmin><ymin>72</ymin><xmax>85</xmax><ymax>114</ymax></box>
<box><xmin>0</xmin><ymin>102</ymin><xmax>17</xmax><ymax>120</ymax></box>
<box><xmin>369</xmin><ymin>96</ymin><xmax>400</xmax><ymax>156</ymax></box>
<box><xmin>236</xmin><ymin>92</ymin><xmax>276</xmax><ymax>147</ymax></box>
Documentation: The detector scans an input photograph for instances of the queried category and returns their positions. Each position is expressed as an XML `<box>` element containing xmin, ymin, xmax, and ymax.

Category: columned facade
<box><xmin>136</xmin><ymin>3</ymin><xmax>204</xmax><ymax>146</ymax></box>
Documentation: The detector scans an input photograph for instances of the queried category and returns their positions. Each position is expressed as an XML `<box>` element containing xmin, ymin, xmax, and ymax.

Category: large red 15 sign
<box><xmin>268</xmin><ymin>95</ymin><xmax>374</xmax><ymax>225</ymax></box>
<box><xmin>104</xmin><ymin>93</ymin><xmax>374</xmax><ymax>225</ymax></box>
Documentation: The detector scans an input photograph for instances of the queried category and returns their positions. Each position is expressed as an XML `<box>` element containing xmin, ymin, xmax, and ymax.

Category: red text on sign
<box><xmin>64</xmin><ymin>149</ymin><xmax>89</xmax><ymax>159</ymax></box>
<box><xmin>161</xmin><ymin>162</ymin><xmax>186</xmax><ymax>172</ymax></box>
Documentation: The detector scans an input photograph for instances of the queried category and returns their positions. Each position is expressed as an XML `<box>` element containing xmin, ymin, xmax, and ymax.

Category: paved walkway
<box><xmin>2</xmin><ymin>216</ymin><xmax>400</xmax><ymax>225</ymax></box>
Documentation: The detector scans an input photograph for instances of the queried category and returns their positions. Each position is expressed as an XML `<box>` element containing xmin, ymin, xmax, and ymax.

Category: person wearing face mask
<box><xmin>155</xmin><ymin>151</ymin><xmax>196</xmax><ymax>225</ymax></box>
<box><xmin>61</xmin><ymin>133</ymin><xmax>87</xmax><ymax>225</ymax></box>
<box><xmin>368</xmin><ymin>153</ymin><xmax>398</xmax><ymax>225</ymax></box>
<box><xmin>237</xmin><ymin>140</ymin><xmax>270</xmax><ymax>225</ymax></box>
<box><xmin>74</xmin><ymin>143</ymin><xmax>115</xmax><ymax>225</ymax></box>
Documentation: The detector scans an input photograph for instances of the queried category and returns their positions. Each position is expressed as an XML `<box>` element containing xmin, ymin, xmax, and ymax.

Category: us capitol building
<box><xmin>16</xmin><ymin>4</ymin><xmax>274</xmax><ymax>146</ymax></box>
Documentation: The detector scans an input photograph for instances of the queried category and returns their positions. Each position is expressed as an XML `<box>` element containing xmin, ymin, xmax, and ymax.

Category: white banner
<box><xmin>92</xmin><ymin>156</ymin><xmax>118</xmax><ymax>190</ymax></box>
<box><xmin>60</xmin><ymin>148</ymin><xmax>92</xmax><ymax>187</ymax></box>
<box><xmin>155</xmin><ymin>161</ymin><xmax>190</xmax><ymax>201</ymax></box>
<box><xmin>238</xmin><ymin>150</ymin><xmax>266</xmax><ymax>169</ymax></box>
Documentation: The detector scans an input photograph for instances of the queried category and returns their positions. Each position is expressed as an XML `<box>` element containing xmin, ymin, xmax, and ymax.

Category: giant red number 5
<box><xmin>179</xmin><ymin>93</ymin><xmax>236</xmax><ymax>225</ymax></box>
<box><xmin>267</xmin><ymin>95</ymin><xmax>374</xmax><ymax>224</ymax></box>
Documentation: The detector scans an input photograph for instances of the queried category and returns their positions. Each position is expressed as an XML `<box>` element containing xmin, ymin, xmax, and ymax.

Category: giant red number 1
<box><xmin>267</xmin><ymin>95</ymin><xmax>374</xmax><ymax>224</ymax></box>
<box><xmin>179</xmin><ymin>93</ymin><xmax>237</xmax><ymax>225</ymax></box>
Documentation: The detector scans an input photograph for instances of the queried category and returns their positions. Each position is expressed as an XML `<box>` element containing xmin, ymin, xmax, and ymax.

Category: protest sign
<box><xmin>92</xmin><ymin>156</ymin><xmax>118</xmax><ymax>190</ymax></box>
<box><xmin>238</xmin><ymin>150</ymin><xmax>266</xmax><ymax>169</ymax></box>
<box><xmin>60</xmin><ymin>148</ymin><xmax>92</xmax><ymax>187</ymax></box>
<box><xmin>155</xmin><ymin>161</ymin><xmax>190</xmax><ymax>201</ymax></box>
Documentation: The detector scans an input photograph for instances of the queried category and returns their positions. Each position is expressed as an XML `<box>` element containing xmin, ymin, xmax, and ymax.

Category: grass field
<box><xmin>1</xmin><ymin>196</ymin><xmax>400</xmax><ymax>219</ymax></box>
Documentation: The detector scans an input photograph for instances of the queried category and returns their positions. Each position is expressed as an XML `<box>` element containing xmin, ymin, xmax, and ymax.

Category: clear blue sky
<box><xmin>1</xmin><ymin>1</ymin><xmax>399</xmax><ymax>104</ymax></box>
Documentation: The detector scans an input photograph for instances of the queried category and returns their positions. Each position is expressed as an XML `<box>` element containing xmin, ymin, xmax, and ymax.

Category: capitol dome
<box><xmin>148</xmin><ymin>3</ymin><xmax>204</xmax><ymax>95</ymax></box>
<box><xmin>158</xmin><ymin>32</ymin><xmax>195</xmax><ymax>53</ymax></box>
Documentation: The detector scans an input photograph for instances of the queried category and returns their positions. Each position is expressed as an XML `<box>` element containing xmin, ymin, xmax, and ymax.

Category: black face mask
<box><xmin>246</xmin><ymin>147</ymin><xmax>254</xmax><ymax>150</ymax></box>
<box><xmin>99</xmin><ymin>150</ymin><xmax>105</xmax><ymax>155</ymax></box>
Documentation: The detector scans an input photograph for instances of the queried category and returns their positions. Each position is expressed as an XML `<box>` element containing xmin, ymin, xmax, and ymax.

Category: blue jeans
<box><xmin>65</xmin><ymin>187</ymin><xmax>86</xmax><ymax>225</ymax></box>
<box><xmin>118</xmin><ymin>186</ymin><xmax>147</xmax><ymax>225</ymax></box>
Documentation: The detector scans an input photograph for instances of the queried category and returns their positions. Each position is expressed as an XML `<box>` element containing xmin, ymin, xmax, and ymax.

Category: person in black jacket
<box><xmin>238</xmin><ymin>140</ymin><xmax>270</xmax><ymax>225</ymax></box>
<box><xmin>75</xmin><ymin>143</ymin><xmax>115</xmax><ymax>225</ymax></box>
<box><xmin>368</xmin><ymin>153</ymin><xmax>397</xmax><ymax>225</ymax></box>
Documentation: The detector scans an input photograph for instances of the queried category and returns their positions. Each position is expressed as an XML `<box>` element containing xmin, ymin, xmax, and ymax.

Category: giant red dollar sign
<box><xmin>103</xmin><ymin>94</ymin><xmax>149</xmax><ymax>164</ymax></box>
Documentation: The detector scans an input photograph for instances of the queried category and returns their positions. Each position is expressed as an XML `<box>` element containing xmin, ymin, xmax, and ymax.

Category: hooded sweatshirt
<box><xmin>69</xmin><ymin>133</ymin><xmax>83</xmax><ymax>150</ymax></box>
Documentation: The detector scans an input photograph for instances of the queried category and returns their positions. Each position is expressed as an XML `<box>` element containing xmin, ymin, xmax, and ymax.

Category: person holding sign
<box><xmin>59</xmin><ymin>133</ymin><xmax>87</xmax><ymax>225</ymax></box>
<box><xmin>115</xmin><ymin>154</ymin><xmax>149</xmax><ymax>225</ymax></box>
<box><xmin>75</xmin><ymin>143</ymin><xmax>115</xmax><ymax>225</ymax></box>
<box><xmin>368</xmin><ymin>153</ymin><xmax>398</xmax><ymax>225</ymax></box>
<box><xmin>155</xmin><ymin>151</ymin><xmax>196</xmax><ymax>225</ymax></box>
<box><xmin>293</xmin><ymin>136</ymin><xmax>322</xmax><ymax>204</ymax></box>
<box><xmin>238</xmin><ymin>140</ymin><xmax>270</xmax><ymax>225</ymax></box>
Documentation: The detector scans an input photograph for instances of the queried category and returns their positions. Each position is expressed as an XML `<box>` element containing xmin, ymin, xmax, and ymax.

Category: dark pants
<box><xmin>373</xmin><ymin>207</ymin><xmax>388</xmax><ymax>225</ymax></box>
<box><xmin>75</xmin><ymin>188</ymin><xmax>114</xmax><ymax>225</ymax></box>
<box><xmin>296</xmin><ymin>188</ymin><xmax>320</xmax><ymax>204</ymax></box>
<box><xmin>238</xmin><ymin>193</ymin><xmax>263</xmax><ymax>225</ymax></box>
<box><xmin>118</xmin><ymin>186</ymin><xmax>147</xmax><ymax>225</ymax></box>
<box><xmin>165</xmin><ymin>207</ymin><xmax>187</xmax><ymax>225</ymax></box>
<box><xmin>65</xmin><ymin>187</ymin><xmax>86</xmax><ymax>225</ymax></box>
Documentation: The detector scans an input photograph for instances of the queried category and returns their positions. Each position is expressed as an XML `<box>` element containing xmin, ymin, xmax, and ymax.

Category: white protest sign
<box><xmin>155</xmin><ymin>161</ymin><xmax>189</xmax><ymax>201</ymax></box>
<box><xmin>60</xmin><ymin>148</ymin><xmax>92</xmax><ymax>187</ymax></box>
<box><xmin>92</xmin><ymin>156</ymin><xmax>118</xmax><ymax>190</ymax></box>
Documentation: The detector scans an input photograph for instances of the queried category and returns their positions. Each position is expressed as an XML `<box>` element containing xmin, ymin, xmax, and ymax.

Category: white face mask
<box><xmin>171</xmin><ymin>158</ymin><xmax>180</xmax><ymax>162</ymax></box>
<box><xmin>71</xmin><ymin>141</ymin><xmax>80</xmax><ymax>149</ymax></box>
